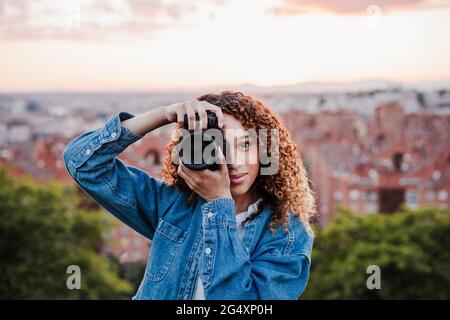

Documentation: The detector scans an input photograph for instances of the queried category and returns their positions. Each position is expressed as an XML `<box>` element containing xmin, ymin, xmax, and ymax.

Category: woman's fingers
<box><xmin>195</xmin><ymin>104</ymin><xmax>208</xmax><ymax>130</ymax></box>
<box><xmin>201</xmin><ymin>101</ymin><xmax>224</xmax><ymax>128</ymax></box>
<box><xmin>178</xmin><ymin>164</ymin><xmax>196</xmax><ymax>189</ymax></box>
<box><xmin>181</xmin><ymin>174</ymin><xmax>195</xmax><ymax>191</ymax></box>
<box><xmin>172</xmin><ymin>100</ymin><xmax>223</xmax><ymax>130</ymax></box>
<box><xmin>185</xmin><ymin>103</ymin><xmax>197</xmax><ymax>131</ymax></box>
<box><xmin>176</xmin><ymin>107</ymin><xmax>184</xmax><ymax>126</ymax></box>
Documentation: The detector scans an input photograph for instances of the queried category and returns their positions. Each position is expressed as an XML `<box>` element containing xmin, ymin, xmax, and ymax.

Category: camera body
<box><xmin>179</xmin><ymin>111</ymin><xmax>228</xmax><ymax>171</ymax></box>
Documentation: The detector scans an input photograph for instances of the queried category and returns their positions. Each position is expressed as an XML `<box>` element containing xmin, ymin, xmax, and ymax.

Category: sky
<box><xmin>1</xmin><ymin>0</ymin><xmax>450</xmax><ymax>92</ymax></box>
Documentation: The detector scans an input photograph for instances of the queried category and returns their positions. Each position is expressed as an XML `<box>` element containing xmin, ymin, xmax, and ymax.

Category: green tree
<box><xmin>302</xmin><ymin>205</ymin><xmax>450</xmax><ymax>299</ymax></box>
<box><xmin>0</xmin><ymin>166</ymin><xmax>133</xmax><ymax>299</ymax></box>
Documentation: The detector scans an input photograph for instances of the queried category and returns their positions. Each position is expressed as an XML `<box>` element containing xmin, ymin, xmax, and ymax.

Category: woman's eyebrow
<box><xmin>224</xmin><ymin>131</ymin><xmax>254</xmax><ymax>140</ymax></box>
<box><xmin>237</xmin><ymin>134</ymin><xmax>252</xmax><ymax>140</ymax></box>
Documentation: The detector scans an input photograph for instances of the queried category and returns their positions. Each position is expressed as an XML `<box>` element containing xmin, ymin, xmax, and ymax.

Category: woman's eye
<box><xmin>239</xmin><ymin>141</ymin><xmax>251</xmax><ymax>149</ymax></box>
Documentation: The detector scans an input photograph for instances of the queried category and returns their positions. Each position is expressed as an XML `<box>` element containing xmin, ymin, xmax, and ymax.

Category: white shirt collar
<box><xmin>236</xmin><ymin>197</ymin><xmax>263</xmax><ymax>225</ymax></box>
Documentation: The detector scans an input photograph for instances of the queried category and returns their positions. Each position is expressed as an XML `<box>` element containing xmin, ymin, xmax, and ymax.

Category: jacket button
<box><xmin>85</xmin><ymin>148</ymin><xmax>91</xmax><ymax>155</ymax></box>
<box><xmin>207</xmin><ymin>212</ymin><xmax>213</xmax><ymax>218</ymax></box>
<box><xmin>205</xmin><ymin>248</ymin><xmax>211</xmax><ymax>255</ymax></box>
<box><xmin>111</xmin><ymin>132</ymin><xmax>117</xmax><ymax>139</ymax></box>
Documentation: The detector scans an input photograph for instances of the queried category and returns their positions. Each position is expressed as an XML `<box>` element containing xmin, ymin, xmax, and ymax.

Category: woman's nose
<box><xmin>225</xmin><ymin>150</ymin><xmax>247</xmax><ymax>167</ymax></box>
<box><xmin>223</xmin><ymin>138</ymin><xmax>248</xmax><ymax>165</ymax></box>
<box><xmin>227</xmin><ymin>160</ymin><xmax>239</xmax><ymax>170</ymax></box>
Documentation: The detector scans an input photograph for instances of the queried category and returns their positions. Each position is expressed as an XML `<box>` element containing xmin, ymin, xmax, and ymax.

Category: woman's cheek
<box><xmin>233</xmin><ymin>146</ymin><xmax>258</xmax><ymax>165</ymax></box>
<box><xmin>247</xmin><ymin>164</ymin><xmax>260</xmax><ymax>184</ymax></box>
<box><xmin>234</xmin><ymin>149</ymin><xmax>248</xmax><ymax>165</ymax></box>
<box><xmin>250</xmin><ymin>147</ymin><xmax>259</xmax><ymax>165</ymax></box>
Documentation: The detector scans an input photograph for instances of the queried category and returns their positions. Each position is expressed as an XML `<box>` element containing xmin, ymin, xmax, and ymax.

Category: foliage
<box><xmin>302</xmin><ymin>204</ymin><xmax>450</xmax><ymax>299</ymax></box>
<box><xmin>0</xmin><ymin>166</ymin><xmax>133</xmax><ymax>299</ymax></box>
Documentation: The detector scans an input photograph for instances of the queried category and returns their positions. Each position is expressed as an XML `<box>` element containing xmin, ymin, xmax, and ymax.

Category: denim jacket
<box><xmin>62</xmin><ymin>112</ymin><xmax>314</xmax><ymax>300</ymax></box>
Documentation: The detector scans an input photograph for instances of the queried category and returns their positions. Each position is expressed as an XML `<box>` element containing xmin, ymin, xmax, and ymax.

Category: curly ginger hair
<box><xmin>162</xmin><ymin>91</ymin><xmax>316</xmax><ymax>233</ymax></box>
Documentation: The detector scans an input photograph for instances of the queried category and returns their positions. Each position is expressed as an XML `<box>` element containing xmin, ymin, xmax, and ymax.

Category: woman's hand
<box><xmin>177</xmin><ymin>148</ymin><xmax>232</xmax><ymax>201</ymax></box>
<box><xmin>164</xmin><ymin>100</ymin><xmax>224</xmax><ymax>130</ymax></box>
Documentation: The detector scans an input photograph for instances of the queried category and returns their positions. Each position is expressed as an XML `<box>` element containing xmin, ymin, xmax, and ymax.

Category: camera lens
<box><xmin>180</xmin><ymin>110</ymin><xmax>227</xmax><ymax>171</ymax></box>
<box><xmin>183</xmin><ymin>111</ymin><xmax>219</xmax><ymax>131</ymax></box>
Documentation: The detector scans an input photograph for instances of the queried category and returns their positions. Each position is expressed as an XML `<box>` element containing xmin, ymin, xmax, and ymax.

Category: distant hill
<box><xmin>195</xmin><ymin>79</ymin><xmax>450</xmax><ymax>94</ymax></box>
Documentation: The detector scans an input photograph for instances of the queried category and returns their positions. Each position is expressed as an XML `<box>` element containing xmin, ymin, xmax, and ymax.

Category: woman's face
<box><xmin>222</xmin><ymin>114</ymin><xmax>260</xmax><ymax>197</ymax></box>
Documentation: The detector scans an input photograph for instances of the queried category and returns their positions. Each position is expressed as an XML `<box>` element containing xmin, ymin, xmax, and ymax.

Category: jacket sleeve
<box><xmin>199</xmin><ymin>197</ymin><xmax>314</xmax><ymax>300</ymax></box>
<box><xmin>62</xmin><ymin>112</ymin><xmax>181</xmax><ymax>240</ymax></box>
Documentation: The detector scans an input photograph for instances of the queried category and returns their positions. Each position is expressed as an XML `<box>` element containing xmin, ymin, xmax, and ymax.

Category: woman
<box><xmin>63</xmin><ymin>91</ymin><xmax>316</xmax><ymax>300</ymax></box>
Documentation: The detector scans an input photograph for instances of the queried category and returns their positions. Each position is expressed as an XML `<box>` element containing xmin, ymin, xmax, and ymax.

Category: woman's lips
<box><xmin>229</xmin><ymin>173</ymin><xmax>247</xmax><ymax>185</ymax></box>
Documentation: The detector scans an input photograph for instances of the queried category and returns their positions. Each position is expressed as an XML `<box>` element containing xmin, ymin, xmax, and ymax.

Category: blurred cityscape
<box><xmin>1</xmin><ymin>83</ymin><xmax>449</xmax><ymax>264</ymax></box>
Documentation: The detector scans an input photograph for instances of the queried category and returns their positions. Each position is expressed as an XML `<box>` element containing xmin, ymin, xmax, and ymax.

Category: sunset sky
<box><xmin>1</xmin><ymin>0</ymin><xmax>450</xmax><ymax>92</ymax></box>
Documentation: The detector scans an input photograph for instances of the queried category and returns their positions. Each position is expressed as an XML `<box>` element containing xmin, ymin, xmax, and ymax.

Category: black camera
<box><xmin>178</xmin><ymin>111</ymin><xmax>228</xmax><ymax>171</ymax></box>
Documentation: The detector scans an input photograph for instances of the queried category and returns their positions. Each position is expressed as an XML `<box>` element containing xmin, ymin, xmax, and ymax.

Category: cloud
<box><xmin>267</xmin><ymin>0</ymin><xmax>450</xmax><ymax>16</ymax></box>
<box><xmin>0</xmin><ymin>0</ymin><xmax>217</xmax><ymax>41</ymax></box>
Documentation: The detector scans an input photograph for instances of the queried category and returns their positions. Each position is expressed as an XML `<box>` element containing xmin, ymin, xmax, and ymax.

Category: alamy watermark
<box><xmin>65</xmin><ymin>4</ymin><xmax>82</xmax><ymax>31</ymax></box>
<box><xmin>171</xmin><ymin>127</ymin><xmax>280</xmax><ymax>175</ymax></box>
<box><xmin>366</xmin><ymin>265</ymin><xmax>381</xmax><ymax>290</ymax></box>
<box><xmin>66</xmin><ymin>265</ymin><xmax>81</xmax><ymax>290</ymax></box>
<box><xmin>366</xmin><ymin>5</ymin><xmax>383</xmax><ymax>30</ymax></box>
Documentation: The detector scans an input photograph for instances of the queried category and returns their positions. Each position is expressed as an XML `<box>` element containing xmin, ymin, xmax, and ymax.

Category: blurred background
<box><xmin>0</xmin><ymin>0</ymin><xmax>449</xmax><ymax>299</ymax></box>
